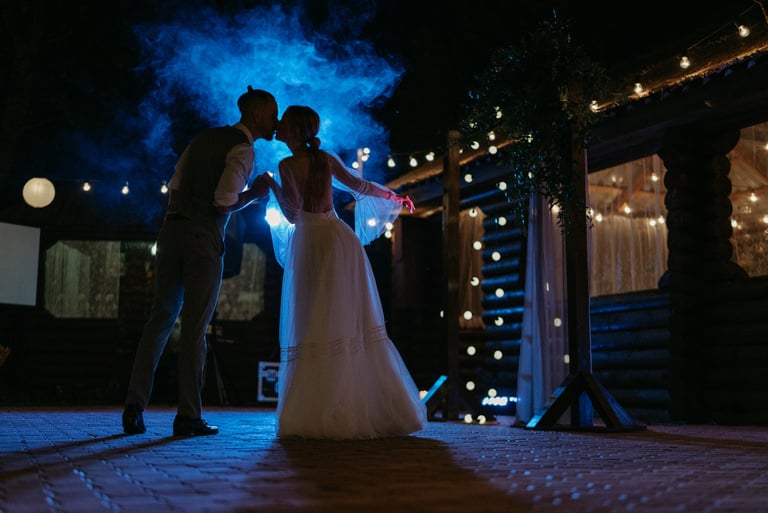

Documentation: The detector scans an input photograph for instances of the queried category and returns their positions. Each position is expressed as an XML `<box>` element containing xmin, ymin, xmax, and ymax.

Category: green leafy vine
<box><xmin>461</xmin><ymin>17</ymin><xmax>609</xmax><ymax>233</ymax></box>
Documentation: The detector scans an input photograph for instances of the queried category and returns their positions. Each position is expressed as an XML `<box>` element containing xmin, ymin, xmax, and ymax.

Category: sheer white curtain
<box><xmin>588</xmin><ymin>155</ymin><xmax>668</xmax><ymax>296</ymax></box>
<box><xmin>516</xmin><ymin>194</ymin><xmax>568</xmax><ymax>424</ymax></box>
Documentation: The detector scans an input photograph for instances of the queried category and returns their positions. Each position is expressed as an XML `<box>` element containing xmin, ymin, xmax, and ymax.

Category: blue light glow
<box><xmin>135</xmin><ymin>2</ymin><xmax>402</xmax><ymax>185</ymax></box>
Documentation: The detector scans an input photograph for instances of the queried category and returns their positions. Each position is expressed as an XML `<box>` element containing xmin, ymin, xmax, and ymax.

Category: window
<box><xmin>587</xmin><ymin>120</ymin><xmax>768</xmax><ymax>297</ymax></box>
<box><xmin>43</xmin><ymin>240</ymin><xmax>266</xmax><ymax>320</ymax></box>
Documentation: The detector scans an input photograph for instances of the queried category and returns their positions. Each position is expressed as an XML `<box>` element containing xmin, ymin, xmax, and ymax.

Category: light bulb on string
<box><xmin>737</xmin><ymin>24</ymin><xmax>750</xmax><ymax>37</ymax></box>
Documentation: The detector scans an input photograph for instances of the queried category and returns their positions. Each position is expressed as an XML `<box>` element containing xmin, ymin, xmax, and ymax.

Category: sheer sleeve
<box><xmin>326</xmin><ymin>151</ymin><xmax>403</xmax><ymax>246</ymax></box>
<box><xmin>264</xmin><ymin>173</ymin><xmax>295</xmax><ymax>269</ymax></box>
<box><xmin>266</xmin><ymin>152</ymin><xmax>405</xmax><ymax>267</ymax></box>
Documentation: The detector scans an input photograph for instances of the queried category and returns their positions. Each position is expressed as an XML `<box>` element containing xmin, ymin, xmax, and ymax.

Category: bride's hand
<box><xmin>386</xmin><ymin>190</ymin><xmax>414</xmax><ymax>213</ymax></box>
<box><xmin>398</xmin><ymin>194</ymin><xmax>414</xmax><ymax>213</ymax></box>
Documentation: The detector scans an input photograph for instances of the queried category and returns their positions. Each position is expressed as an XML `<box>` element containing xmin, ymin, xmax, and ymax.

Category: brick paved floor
<box><xmin>1</xmin><ymin>406</ymin><xmax>767</xmax><ymax>513</ymax></box>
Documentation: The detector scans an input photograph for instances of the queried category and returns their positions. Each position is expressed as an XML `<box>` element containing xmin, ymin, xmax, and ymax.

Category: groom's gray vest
<box><xmin>168</xmin><ymin>126</ymin><xmax>250</xmax><ymax>239</ymax></box>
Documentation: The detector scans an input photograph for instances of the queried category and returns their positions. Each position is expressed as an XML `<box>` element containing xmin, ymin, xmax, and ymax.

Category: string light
<box><xmin>28</xmin><ymin>7</ymin><xmax>759</xmax><ymax>201</ymax></box>
<box><xmin>121</xmin><ymin>182</ymin><xmax>130</xmax><ymax>195</ymax></box>
<box><xmin>737</xmin><ymin>24</ymin><xmax>750</xmax><ymax>37</ymax></box>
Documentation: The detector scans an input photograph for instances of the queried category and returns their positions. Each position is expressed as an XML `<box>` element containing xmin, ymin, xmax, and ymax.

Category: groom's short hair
<box><xmin>238</xmin><ymin>86</ymin><xmax>275</xmax><ymax>115</ymax></box>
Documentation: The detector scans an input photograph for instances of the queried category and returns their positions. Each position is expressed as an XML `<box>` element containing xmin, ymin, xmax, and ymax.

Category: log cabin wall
<box><xmin>590</xmin><ymin>290</ymin><xmax>672</xmax><ymax>423</ymax></box>
<box><xmin>659</xmin><ymin>127</ymin><xmax>768</xmax><ymax>425</ymax></box>
<box><xmin>455</xmin><ymin>169</ymin><xmax>677</xmax><ymax>424</ymax></box>
<box><xmin>460</xmin><ymin>182</ymin><xmax>526</xmax><ymax>412</ymax></box>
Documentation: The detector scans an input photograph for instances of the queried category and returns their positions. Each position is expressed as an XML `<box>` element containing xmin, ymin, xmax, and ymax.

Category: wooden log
<box><xmin>594</xmin><ymin>368</ymin><xmax>669</xmax><ymax>388</ymax></box>
<box><xmin>591</xmin><ymin>308</ymin><xmax>671</xmax><ymax>332</ymax></box>
<box><xmin>592</xmin><ymin>348</ymin><xmax>671</xmax><ymax>369</ymax></box>
<box><xmin>591</xmin><ymin>328</ymin><xmax>670</xmax><ymax>351</ymax></box>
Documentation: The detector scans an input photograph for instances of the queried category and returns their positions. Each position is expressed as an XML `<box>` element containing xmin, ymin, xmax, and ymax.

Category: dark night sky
<box><xmin>1</xmin><ymin>0</ymin><xmax>761</xmax><ymax>193</ymax></box>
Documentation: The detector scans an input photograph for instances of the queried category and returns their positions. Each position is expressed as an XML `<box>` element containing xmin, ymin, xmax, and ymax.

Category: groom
<box><xmin>122</xmin><ymin>87</ymin><xmax>278</xmax><ymax>436</ymax></box>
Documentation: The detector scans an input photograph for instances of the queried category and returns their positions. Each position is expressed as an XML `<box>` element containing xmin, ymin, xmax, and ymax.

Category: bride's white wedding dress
<box><xmin>266</xmin><ymin>155</ymin><xmax>427</xmax><ymax>440</ymax></box>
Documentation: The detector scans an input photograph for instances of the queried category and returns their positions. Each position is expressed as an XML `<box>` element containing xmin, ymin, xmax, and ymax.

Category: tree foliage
<box><xmin>461</xmin><ymin>17</ymin><xmax>609</xmax><ymax>233</ymax></box>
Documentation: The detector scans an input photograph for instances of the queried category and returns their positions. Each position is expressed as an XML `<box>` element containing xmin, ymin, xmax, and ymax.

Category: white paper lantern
<box><xmin>22</xmin><ymin>177</ymin><xmax>56</xmax><ymax>208</ymax></box>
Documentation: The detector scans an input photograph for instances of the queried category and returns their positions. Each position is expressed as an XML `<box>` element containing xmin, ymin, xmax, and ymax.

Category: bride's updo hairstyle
<box><xmin>283</xmin><ymin>105</ymin><xmax>321</xmax><ymax>150</ymax></box>
<box><xmin>283</xmin><ymin>105</ymin><xmax>330</xmax><ymax>201</ymax></box>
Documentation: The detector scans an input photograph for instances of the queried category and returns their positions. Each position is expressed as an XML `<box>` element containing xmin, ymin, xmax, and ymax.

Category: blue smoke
<box><xmin>134</xmin><ymin>2</ymin><xmax>402</xmax><ymax>185</ymax></box>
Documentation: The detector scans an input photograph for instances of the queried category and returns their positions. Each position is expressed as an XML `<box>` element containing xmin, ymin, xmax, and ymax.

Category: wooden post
<box><xmin>525</xmin><ymin>134</ymin><xmax>644</xmax><ymax>431</ymax></box>
<box><xmin>564</xmin><ymin>146</ymin><xmax>594</xmax><ymax>426</ymax></box>
<box><xmin>442</xmin><ymin>130</ymin><xmax>461</xmax><ymax>420</ymax></box>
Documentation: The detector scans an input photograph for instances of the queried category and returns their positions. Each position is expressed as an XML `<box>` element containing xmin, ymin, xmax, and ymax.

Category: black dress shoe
<box><xmin>173</xmin><ymin>415</ymin><xmax>219</xmax><ymax>436</ymax></box>
<box><xmin>122</xmin><ymin>405</ymin><xmax>146</xmax><ymax>434</ymax></box>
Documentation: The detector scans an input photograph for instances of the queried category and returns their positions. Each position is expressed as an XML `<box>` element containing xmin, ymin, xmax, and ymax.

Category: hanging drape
<box><xmin>515</xmin><ymin>194</ymin><xmax>568</xmax><ymax>424</ymax></box>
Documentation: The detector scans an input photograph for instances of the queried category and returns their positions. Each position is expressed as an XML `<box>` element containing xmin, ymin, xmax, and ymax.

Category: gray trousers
<box><xmin>125</xmin><ymin>216</ymin><xmax>224</xmax><ymax>419</ymax></box>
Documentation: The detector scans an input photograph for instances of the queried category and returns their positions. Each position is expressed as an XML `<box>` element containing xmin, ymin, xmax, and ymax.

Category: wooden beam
<box><xmin>442</xmin><ymin>130</ymin><xmax>461</xmax><ymax>420</ymax></box>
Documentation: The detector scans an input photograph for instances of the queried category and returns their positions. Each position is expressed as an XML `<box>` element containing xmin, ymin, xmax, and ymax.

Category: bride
<box><xmin>262</xmin><ymin>105</ymin><xmax>427</xmax><ymax>440</ymax></box>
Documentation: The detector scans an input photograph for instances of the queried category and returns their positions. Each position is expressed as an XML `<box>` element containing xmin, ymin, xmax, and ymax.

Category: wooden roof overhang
<box><xmin>390</xmin><ymin>49</ymin><xmax>768</xmax><ymax>218</ymax></box>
